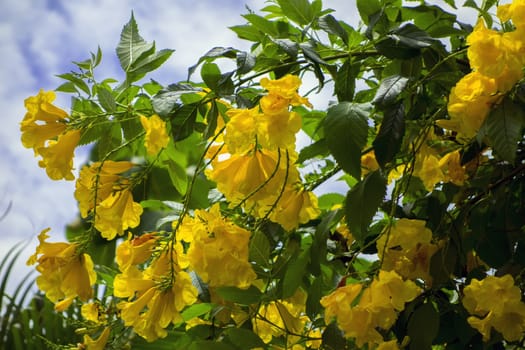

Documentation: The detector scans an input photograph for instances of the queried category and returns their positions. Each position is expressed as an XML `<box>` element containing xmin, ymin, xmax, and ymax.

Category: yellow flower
<box><xmin>82</xmin><ymin>327</ymin><xmax>110</xmax><ymax>350</ymax></box>
<box><xmin>463</xmin><ymin>274</ymin><xmax>525</xmax><ymax>342</ymax></box>
<box><xmin>376</xmin><ymin>219</ymin><xmax>438</xmax><ymax>283</ymax></box>
<box><xmin>367</xmin><ymin>270</ymin><xmax>421</xmax><ymax>312</ymax></box>
<box><xmin>376</xmin><ymin>340</ymin><xmax>400</xmax><ymax>350</ymax></box>
<box><xmin>116</xmin><ymin>233</ymin><xmax>158</xmax><ymax>271</ymax></box>
<box><xmin>267</xmin><ymin>186</ymin><xmax>320</xmax><ymax>231</ymax></box>
<box><xmin>258</xmin><ymin>109</ymin><xmax>302</xmax><ymax>151</ymax></box>
<box><xmin>94</xmin><ymin>188</ymin><xmax>143</xmax><ymax>240</ymax></box>
<box><xmin>440</xmin><ymin>71</ymin><xmax>500</xmax><ymax>139</ymax></box>
<box><xmin>206</xmin><ymin>149</ymin><xmax>292</xmax><ymax>208</ymax></box>
<box><xmin>81</xmin><ymin>302</ymin><xmax>107</xmax><ymax>324</ymax></box>
<box><xmin>75</xmin><ymin>160</ymin><xmax>135</xmax><ymax>218</ymax></box>
<box><xmin>260</xmin><ymin>75</ymin><xmax>312</xmax><ymax>108</ymax></box>
<box><xmin>498</xmin><ymin>0</ymin><xmax>525</xmax><ymax>29</ymax></box>
<box><xmin>361</xmin><ymin>151</ymin><xmax>380</xmax><ymax>176</ymax></box>
<box><xmin>178</xmin><ymin>204</ymin><xmax>256</xmax><ymax>288</ymax></box>
<box><xmin>224</xmin><ymin>107</ymin><xmax>260</xmax><ymax>154</ymax></box>
<box><xmin>140</xmin><ymin>114</ymin><xmax>170</xmax><ymax>155</ymax></box>
<box><xmin>37</xmin><ymin>129</ymin><xmax>80</xmax><ymax>180</ymax></box>
<box><xmin>116</xmin><ymin>242</ymin><xmax>198</xmax><ymax>342</ymax></box>
<box><xmin>20</xmin><ymin>89</ymin><xmax>68</xmax><ymax>153</ymax></box>
<box><xmin>438</xmin><ymin>150</ymin><xmax>467</xmax><ymax>186</ymax></box>
<box><xmin>26</xmin><ymin>228</ymin><xmax>96</xmax><ymax>311</ymax></box>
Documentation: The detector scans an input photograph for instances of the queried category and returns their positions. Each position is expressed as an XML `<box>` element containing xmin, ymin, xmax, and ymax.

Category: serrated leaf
<box><xmin>171</xmin><ymin>103</ymin><xmax>198</xmax><ymax>141</ymax></box>
<box><xmin>373</xmin><ymin>102</ymin><xmax>405</xmax><ymax>167</ymax></box>
<box><xmin>249</xmin><ymin>230</ymin><xmax>271</xmax><ymax>269</ymax></box>
<box><xmin>319</xmin><ymin>14</ymin><xmax>348</xmax><ymax>45</ymax></box>
<box><xmin>215</xmin><ymin>285</ymin><xmax>263</xmax><ymax>305</ymax></box>
<box><xmin>116</xmin><ymin>13</ymin><xmax>154</xmax><ymax>72</ymax></box>
<box><xmin>324</xmin><ymin>102</ymin><xmax>370</xmax><ymax>179</ymax></box>
<box><xmin>127</xmin><ymin>48</ymin><xmax>174</xmax><ymax>83</ymax></box>
<box><xmin>373</xmin><ymin>75</ymin><xmax>409</xmax><ymax>107</ymax></box>
<box><xmin>335</xmin><ymin>59</ymin><xmax>360</xmax><ymax>102</ymax></box>
<box><xmin>224</xmin><ymin>328</ymin><xmax>266</xmax><ymax>349</ymax></box>
<box><xmin>485</xmin><ymin>97</ymin><xmax>524</xmax><ymax>163</ymax></box>
<box><xmin>97</xmin><ymin>88</ymin><xmax>116</xmax><ymax>113</ymax></box>
<box><xmin>277</xmin><ymin>0</ymin><xmax>314</xmax><ymax>25</ymax></box>
<box><xmin>391</xmin><ymin>23</ymin><xmax>435</xmax><ymax>48</ymax></box>
<box><xmin>282</xmin><ymin>246</ymin><xmax>310</xmax><ymax>298</ymax></box>
<box><xmin>236</xmin><ymin>51</ymin><xmax>256</xmax><ymax>75</ymax></box>
<box><xmin>188</xmin><ymin>46</ymin><xmax>237</xmax><ymax>79</ymax></box>
<box><xmin>408</xmin><ymin>301</ymin><xmax>440</xmax><ymax>350</ymax></box>
<box><xmin>345</xmin><ymin>170</ymin><xmax>386</xmax><ymax>244</ymax></box>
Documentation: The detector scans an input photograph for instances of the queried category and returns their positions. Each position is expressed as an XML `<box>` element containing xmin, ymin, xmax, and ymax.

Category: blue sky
<box><xmin>0</xmin><ymin>0</ymin><xmax>478</xmax><ymax>292</ymax></box>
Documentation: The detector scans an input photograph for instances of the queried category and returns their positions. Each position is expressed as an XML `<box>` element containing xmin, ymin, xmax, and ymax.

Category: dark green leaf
<box><xmin>188</xmin><ymin>46</ymin><xmax>237</xmax><ymax>79</ymax></box>
<box><xmin>277</xmin><ymin>0</ymin><xmax>313</xmax><ymax>25</ymax></box>
<box><xmin>319</xmin><ymin>14</ymin><xmax>349</xmax><ymax>45</ymax></box>
<box><xmin>297</xmin><ymin>139</ymin><xmax>329</xmax><ymax>163</ymax></box>
<box><xmin>224</xmin><ymin>328</ymin><xmax>266</xmax><ymax>349</ymax></box>
<box><xmin>306</xmin><ymin>274</ymin><xmax>323</xmax><ymax>319</ymax></box>
<box><xmin>215</xmin><ymin>285</ymin><xmax>263</xmax><ymax>305</ymax></box>
<box><xmin>335</xmin><ymin>59</ymin><xmax>360</xmax><ymax>102</ymax></box>
<box><xmin>372</xmin><ymin>102</ymin><xmax>405</xmax><ymax>167</ymax></box>
<box><xmin>324</xmin><ymin>102</ymin><xmax>370</xmax><ymax>179</ymax></box>
<box><xmin>97</xmin><ymin>87</ymin><xmax>116</xmax><ymax>113</ymax></box>
<box><xmin>274</xmin><ymin>39</ymin><xmax>299</xmax><ymax>57</ymax></box>
<box><xmin>250</xmin><ymin>230</ymin><xmax>271</xmax><ymax>270</ymax></box>
<box><xmin>97</xmin><ymin>122</ymin><xmax>122</xmax><ymax>159</ymax></box>
<box><xmin>282</xmin><ymin>246</ymin><xmax>311</xmax><ymax>298</ymax></box>
<box><xmin>485</xmin><ymin>97</ymin><xmax>525</xmax><ymax>163</ymax></box>
<box><xmin>408</xmin><ymin>301</ymin><xmax>440</xmax><ymax>350</ymax></box>
<box><xmin>300</xmin><ymin>43</ymin><xmax>329</xmax><ymax>66</ymax></box>
<box><xmin>345</xmin><ymin>171</ymin><xmax>386</xmax><ymax>244</ymax></box>
<box><xmin>189</xmin><ymin>341</ymin><xmax>237</xmax><ymax>350</ymax></box>
<box><xmin>372</xmin><ymin>75</ymin><xmax>409</xmax><ymax>107</ymax></box>
<box><xmin>116</xmin><ymin>13</ymin><xmax>154</xmax><ymax>72</ymax></box>
<box><xmin>236</xmin><ymin>51</ymin><xmax>256</xmax><ymax>75</ymax></box>
<box><xmin>322</xmin><ymin>323</ymin><xmax>347</xmax><ymax>350</ymax></box>
<box><xmin>391</xmin><ymin>23</ymin><xmax>435</xmax><ymax>49</ymax></box>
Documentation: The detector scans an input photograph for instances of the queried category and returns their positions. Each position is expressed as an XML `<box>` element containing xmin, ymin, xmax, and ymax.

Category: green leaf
<box><xmin>306</xmin><ymin>276</ymin><xmax>323</xmax><ymax>319</ymax></box>
<box><xmin>249</xmin><ymin>230</ymin><xmax>271</xmax><ymax>270</ymax></box>
<box><xmin>282</xmin><ymin>246</ymin><xmax>311</xmax><ymax>298</ymax></box>
<box><xmin>372</xmin><ymin>75</ymin><xmax>409</xmax><ymax>107</ymax></box>
<box><xmin>335</xmin><ymin>59</ymin><xmax>360</xmax><ymax>102</ymax></box>
<box><xmin>224</xmin><ymin>328</ymin><xmax>267</xmax><ymax>349</ymax></box>
<box><xmin>324</xmin><ymin>102</ymin><xmax>370</xmax><ymax>179</ymax></box>
<box><xmin>274</xmin><ymin>39</ymin><xmax>299</xmax><ymax>57</ymax></box>
<box><xmin>215</xmin><ymin>285</ymin><xmax>263</xmax><ymax>305</ymax></box>
<box><xmin>201</xmin><ymin>62</ymin><xmax>221</xmax><ymax>91</ymax></box>
<box><xmin>164</xmin><ymin>158</ymin><xmax>188</xmax><ymax>195</ymax></box>
<box><xmin>356</xmin><ymin>0</ymin><xmax>382</xmax><ymax>25</ymax></box>
<box><xmin>127</xmin><ymin>48</ymin><xmax>174</xmax><ymax>82</ymax></box>
<box><xmin>171</xmin><ymin>103</ymin><xmax>199</xmax><ymax>141</ymax></box>
<box><xmin>484</xmin><ymin>97</ymin><xmax>525</xmax><ymax>163</ymax></box>
<box><xmin>181</xmin><ymin>303</ymin><xmax>214</xmax><ymax>321</ymax></box>
<box><xmin>408</xmin><ymin>301</ymin><xmax>440</xmax><ymax>350</ymax></box>
<box><xmin>189</xmin><ymin>341</ymin><xmax>237</xmax><ymax>350</ymax></box>
<box><xmin>116</xmin><ymin>12</ymin><xmax>154</xmax><ymax>72</ymax></box>
<box><xmin>372</xmin><ymin>102</ymin><xmax>405</xmax><ymax>167</ymax></box>
<box><xmin>243</xmin><ymin>14</ymin><xmax>280</xmax><ymax>37</ymax></box>
<box><xmin>236</xmin><ymin>51</ymin><xmax>256</xmax><ymax>75</ymax></box>
<box><xmin>56</xmin><ymin>73</ymin><xmax>90</xmax><ymax>95</ymax></box>
<box><xmin>277</xmin><ymin>0</ymin><xmax>313</xmax><ymax>25</ymax></box>
<box><xmin>375</xmin><ymin>23</ymin><xmax>435</xmax><ymax>59</ymax></box>
<box><xmin>152</xmin><ymin>84</ymin><xmax>200</xmax><ymax>117</ymax></box>
<box><xmin>318</xmin><ymin>14</ymin><xmax>349</xmax><ymax>45</ymax></box>
<box><xmin>345</xmin><ymin>170</ymin><xmax>387</xmax><ymax>244</ymax></box>
<box><xmin>97</xmin><ymin>87</ymin><xmax>116</xmax><ymax>113</ymax></box>
<box><xmin>188</xmin><ymin>46</ymin><xmax>237</xmax><ymax>79</ymax></box>
<box><xmin>297</xmin><ymin>139</ymin><xmax>329</xmax><ymax>163</ymax></box>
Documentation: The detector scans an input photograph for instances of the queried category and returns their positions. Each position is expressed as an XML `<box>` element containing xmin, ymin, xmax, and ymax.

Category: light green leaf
<box><xmin>277</xmin><ymin>0</ymin><xmax>314</xmax><ymax>25</ymax></box>
<box><xmin>97</xmin><ymin>87</ymin><xmax>116</xmax><ymax>113</ymax></box>
<box><xmin>127</xmin><ymin>48</ymin><xmax>174</xmax><ymax>83</ymax></box>
<box><xmin>215</xmin><ymin>285</ymin><xmax>263</xmax><ymax>305</ymax></box>
<box><xmin>181</xmin><ymin>303</ymin><xmax>213</xmax><ymax>321</ymax></box>
<box><xmin>164</xmin><ymin>159</ymin><xmax>188</xmax><ymax>195</ymax></box>
<box><xmin>116</xmin><ymin>12</ymin><xmax>154</xmax><ymax>72</ymax></box>
<box><xmin>324</xmin><ymin>102</ymin><xmax>370</xmax><ymax>179</ymax></box>
<box><xmin>345</xmin><ymin>170</ymin><xmax>387</xmax><ymax>244</ymax></box>
<box><xmin>356</xmin><ymin>0</ymin><xmax>381</xmax><ymax>24</ymax></box>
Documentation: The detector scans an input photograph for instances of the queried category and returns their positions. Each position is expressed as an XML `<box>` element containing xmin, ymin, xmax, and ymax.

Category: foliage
<box><xmin>17</xmin><ymin>0</ymin><xmax>525</xmax><ymax>349</ymax></box>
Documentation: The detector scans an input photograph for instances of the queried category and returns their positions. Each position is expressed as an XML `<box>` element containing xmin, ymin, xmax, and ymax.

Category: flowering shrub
<box><xmin>20</xmin><ymin>0</ymin><xmax>525</xmax><ymax>349</ymax></box>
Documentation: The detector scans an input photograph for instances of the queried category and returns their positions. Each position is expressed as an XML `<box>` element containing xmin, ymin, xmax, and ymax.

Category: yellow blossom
<box><xmin>376</xmin><ymin>340</ymin><xmax>400</xmax><ymax>350</ymax></box>
<box><xmin>438</xmin><ymin>150</ymin><xmax>467</xmax><ymax>186</ymax></box>
<box><xmin>75</xmin><ymin>160</ymin><xmax>134</xmax><ymax>218</ymax></box>
<box><xmin>116</xmin><ymin>233</ymin><xmax>158</xmax><ymax>271</ymax></box>
<box><xmin>26</xmin><ymin>228</ymin><xmax>96</xmax><ymax>311</ymax></box>
<box><xmin>376</xmin><ymin>219</ymin><xmax>438</xmax><ymax>283</ymax></box>
<box><xmin>267</xmin><ymin>186</ymin><xmax>320</xmax><ymax>231</ymax></box>
<box><xmin>224</xmin><ymin>107</ymin><xmax>260</xmax><ymax>154</ymax></box>
<box><xmin>463</xmin><ymin>274</ymin><xmax>525</xmax><ymax>342</ymax></box>
<box><xmin>258</xmin><ymin>109</ymin><xmax>302</xmax><ymax>151</ymax></box>
<box><xmin>82</xmin><ymin>327</ymin><xmax>111</xmax><ymax>350</ymax></box>
<box><xmin>140</xmin><ymin>114</ymin><xmax>170</xmax><ymax>155</ymax></box>
<box><xmin>94</xmin><ymin>188</ymin><xmax>143</xmax><ymax>240</ymax></box>
<box><xmin>37</xmin><ymin>129</ymin><xmax>80</xmax><ymax>180</ymax></box>
<box><xmin>260</xmin><ymin>75</ymin><xmax>312</xmax><ymax>108</ymax></box>
<box><xmin>178</xmin><ymin>204</ymin><xmax>256</xmax><ymax>288</ymax></box>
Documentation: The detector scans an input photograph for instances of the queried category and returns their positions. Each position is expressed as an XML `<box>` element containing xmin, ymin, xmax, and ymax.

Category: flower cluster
<box><xmin>177</xmin><ymin>203</ymin><xmax>256</xmax><ymax>288</ymax></box>
<box><xmin>206</xmin><ymin>75</ymin><xmax>320</xmax><ymax>231</ymax></box>
<box><xmin>463</xmin><ymin>274</ymin><xmax>525</xmax><ymax>342</ymax></box>
<box><xmin>376</xmin><ymin>219</ymin><xmax>439</xmax><ymax>284</ymax></box>
<box><xmin>26</xmin><ymin>228</ymin><xmax>96</xmax><ymax>311</ymax></box>
<box><xmin>140</xmin><ymin>114</ymin><xmax>170</xmax><ymax>155</ymax></box>
<box><xmin>114</xmin><ymin>234</ymin><xmax>198</xmax><ymax>341</ymax></box>
<box><xmin>441</xmin><ymin>0</ymin><xmax>525</xmax><ymax>139</ymax></box>
<box><xmin>253</xmin><ymin>290</ymin><xmax>322</xmax><ymax>349</ymax></box>
<box><xmin>320</xmin><ymin>270</ymin><xmax>421</xmax><ymax>348</ymax></box>
<box><xmin>20</xmin><ymin>90</ymin><xmax>81</xmax><ymax>180</ymax></box>
<box><xmin>75</xmin><ymin>160</ymin><xmax>143</xmax><ymax>240</ymax></box>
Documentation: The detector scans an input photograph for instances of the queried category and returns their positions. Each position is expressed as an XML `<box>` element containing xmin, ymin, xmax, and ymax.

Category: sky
<box><xmin>0</xmin><ymin>0</ymin><xmax>480</xmax><ymax>293</ymax></box>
